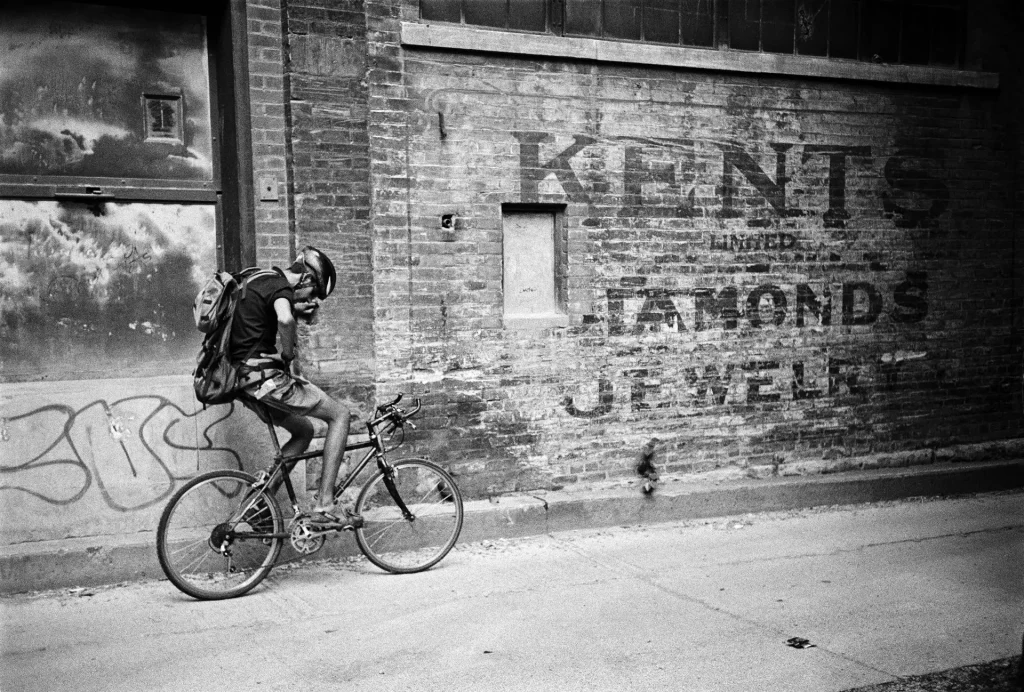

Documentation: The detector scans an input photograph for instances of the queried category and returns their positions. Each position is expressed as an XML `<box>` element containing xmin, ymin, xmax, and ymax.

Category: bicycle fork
<box><xmin>379</xmin><ymin>462</ymin><xmax>416</xmax><ymax>522</ymax></box>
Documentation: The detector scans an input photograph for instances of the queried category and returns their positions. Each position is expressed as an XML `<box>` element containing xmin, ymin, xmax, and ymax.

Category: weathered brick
<box><xmin>264</xmin><ymin>0</ymin><xmax>1024</xmax><ymax>500</ymax></box>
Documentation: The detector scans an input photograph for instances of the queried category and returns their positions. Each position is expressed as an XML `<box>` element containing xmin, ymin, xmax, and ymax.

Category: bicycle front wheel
<box><xmin>354</xmin><ymin>458</ymin><xmax>463</xmax><ymax>574</ymax></box>
<box><xmin>157</xmin><ymin>470</ymin><xmax>283</xmax><ymax>600</ymax></box>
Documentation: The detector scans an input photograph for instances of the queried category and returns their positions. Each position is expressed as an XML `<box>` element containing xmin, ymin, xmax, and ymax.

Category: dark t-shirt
<box><xmin>228</xmin><ymin>269</ymin><xmax>293</xmax><ymax>364</ymax></box>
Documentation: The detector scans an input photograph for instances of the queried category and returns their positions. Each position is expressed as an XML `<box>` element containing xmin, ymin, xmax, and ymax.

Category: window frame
<box><xmin>418</xmin><ymin>0</ymin><xmax>977</xmax><ymax>73</ymax></box>
<box><xmin>0</xmin><ymin>0</ymin><xmax>255</xmax><ymax>270</ymax></box>
<box><xmin>402</xmin><ymin>18</ymin><xmax>996</xmax><ymax>89</ymax></box>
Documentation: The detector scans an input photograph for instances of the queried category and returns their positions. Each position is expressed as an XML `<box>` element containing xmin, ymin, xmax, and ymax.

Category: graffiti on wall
<box><xmin>0</xmin><ymin>2</ymin><xmax>213</xmax><ymax>180</ymax></box>
<box><xmin>0</xmin><ymin>396</ymin><xmax>240</xmax><ymax>511</ymax></box>
<box><xmin>0</xmin><ymin>200</ymin><xmax>216</xmax><ymax>379</ymax></box>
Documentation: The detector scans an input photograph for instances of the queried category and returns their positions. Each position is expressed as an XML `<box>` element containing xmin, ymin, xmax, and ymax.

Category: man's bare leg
<box><xmin>266</xmin><ymin>414</ymin><xmax>313</xmax><ymax>496</ymax></box>
<box><xmin>307</xmin><ymin>398</ymin><xmax>350</xmax><ymax>510</ymax></box>
<box><xmin>279</xmin><ymin>416</ymin><xmax>314</xmax><ymax>459</ymax></box>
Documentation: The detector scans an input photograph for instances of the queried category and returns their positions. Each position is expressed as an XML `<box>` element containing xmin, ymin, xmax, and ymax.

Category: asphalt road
<box><xmin>2</xmin><ymin>491</ymin><xmax>1022</xmax><ymax>692</ymax></box>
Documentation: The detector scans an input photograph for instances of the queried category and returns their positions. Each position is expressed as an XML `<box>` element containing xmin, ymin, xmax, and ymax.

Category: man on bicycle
<box><xmin>230</xmin><ymin>245</ymin><xmax>359</xmax><ymax>528</ymax></box>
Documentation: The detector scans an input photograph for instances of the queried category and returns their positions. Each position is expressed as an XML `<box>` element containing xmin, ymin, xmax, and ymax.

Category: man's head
<box><xmin>289</xmin><ymin>246</ymin><xmax>337</xmax><ymax>301</ymax></box>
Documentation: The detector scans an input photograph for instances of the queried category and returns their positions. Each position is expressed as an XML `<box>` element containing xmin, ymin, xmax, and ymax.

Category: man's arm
<box><xmin>274</xmin><ymin>297</ymin><xmax>297</xmax><ymax>362</ymax></box>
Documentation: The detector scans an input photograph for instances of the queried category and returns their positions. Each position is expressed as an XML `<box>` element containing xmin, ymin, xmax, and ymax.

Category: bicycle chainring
<box><xmin>290</xmin><ymin>520</ymin><xmax>326</xmax><ymax>555</ymax></box>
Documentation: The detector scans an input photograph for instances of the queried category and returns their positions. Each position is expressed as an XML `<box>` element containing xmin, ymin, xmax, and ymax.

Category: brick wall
<box><xmin>280</xmin><ymin>0</ymin><xmax>1024</xmax><ymax>498</ymax></box>
<box><xmin>281</xmin><ymin>0</ymin><xmax>376</xmax><ymax>401</ymax></box>
<box><xmin>997</xmin><ymin>4</ymin><xmax>1024</xmax><ymax>372</ymax></box>
<box><xmin>247</xmin><ymin>0</ymin><xmax>293</xmax><ymax>267</ymax></box>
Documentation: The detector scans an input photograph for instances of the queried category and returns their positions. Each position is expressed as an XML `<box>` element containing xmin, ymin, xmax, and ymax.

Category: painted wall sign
<box><xmin>513</xmin><ymin>131</ymin><xmax>948</xmax><ymax>230</ymax></box>
<box><xmin>586</xmin><ymin>273</ymin><xmax>928</xmax><ymax>334</ymax></box>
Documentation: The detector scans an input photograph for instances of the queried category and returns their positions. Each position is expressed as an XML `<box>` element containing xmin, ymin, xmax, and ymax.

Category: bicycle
<box><xmin>156</xmin><ymin>394</ymin><xmax>464</xmax><ymax>600</ymax></box>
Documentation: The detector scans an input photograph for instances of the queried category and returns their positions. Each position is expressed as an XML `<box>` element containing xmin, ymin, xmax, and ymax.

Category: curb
<box><xmin>461</xmin><ymin>459</ymin><xmax>1024</xmax><ymax>541</ymax></box>
<box><xmin>2</xmin><ymin>460</ymin><xmax>1022</xmax><ymax>595</ymax></box>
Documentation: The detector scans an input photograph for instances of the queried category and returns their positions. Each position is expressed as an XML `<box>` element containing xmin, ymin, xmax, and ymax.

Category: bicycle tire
<box><xmin>353</xmin><ymin>458</ymin><xmax>463</xmax><ymax>574</ymax></box>
<box><xmin>157</xmin><ymin>470</ymin><xmax>283</xmax><ymax>600</ymax></box>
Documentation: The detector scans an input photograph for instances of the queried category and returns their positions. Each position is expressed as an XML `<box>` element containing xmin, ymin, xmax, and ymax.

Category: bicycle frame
<box><xmin>157</xmin><ymin>393</ymin><xmax>460</xmax><ymax>598</ymax></box>
<box><xmin>239</xmin><ymin>402</ymin><xmax>414</xmax><ymax>538</ymax></box>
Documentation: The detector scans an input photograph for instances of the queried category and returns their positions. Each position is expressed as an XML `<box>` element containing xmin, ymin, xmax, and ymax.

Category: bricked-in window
<box><xmin>420</xmin><ymin>0</ymin><xmax>968</xmax><ymax>68</ymax></box>
<box><xmin>502</xmin><ymin>206</ymin><xmax>568</xmax><ymax>327</ymax></box>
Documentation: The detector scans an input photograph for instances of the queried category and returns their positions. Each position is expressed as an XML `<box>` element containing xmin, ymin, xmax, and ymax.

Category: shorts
<box><xmin>237</xmin><ymin>368</ymin><xmax>331</xmax><ymax>425</ymax></box>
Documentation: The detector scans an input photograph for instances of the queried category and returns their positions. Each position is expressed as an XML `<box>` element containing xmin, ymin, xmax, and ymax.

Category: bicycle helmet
<box><xmin>298</xmin><ymin>245</ymin><xmax>336</xmax><ymax>299</ymax></box>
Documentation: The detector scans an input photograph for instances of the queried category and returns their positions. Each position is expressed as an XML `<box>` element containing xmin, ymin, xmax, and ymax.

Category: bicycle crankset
<box><xmin>289</xmin><ymin>520</ymin><xmax>326</xmax><ymax>555</ymax></box>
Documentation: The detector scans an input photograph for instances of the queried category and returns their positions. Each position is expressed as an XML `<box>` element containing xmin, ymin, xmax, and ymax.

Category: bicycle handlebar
<box><xmin>373</xmin><ymin>394</ymin><xmax>421</xmax><ymax>427</ymax></box>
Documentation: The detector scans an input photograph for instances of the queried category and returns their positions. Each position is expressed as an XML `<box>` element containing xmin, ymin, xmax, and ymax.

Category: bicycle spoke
<box><xmin>170</xmin><ymin>538</ymin><xmax>209</xmax><ymax>560</ymax></box>
<box><xmin>176</xmin><ymin>544</ymin><xmax>216</xmax><ymax>574</ymax></box>
<box><xmin>354</xmin><ymin>459</ymin><xmax>463</xmax><ymax>574</ymax></box>
<box><xmin>361</xmin><ymin>519</ymin><xmax>402</xmax><ymax>551</ymax></box>
<box><xmin>157</xmin><ymin>471</ymin><xmax>283</xmax><ymax>600</ymax></box>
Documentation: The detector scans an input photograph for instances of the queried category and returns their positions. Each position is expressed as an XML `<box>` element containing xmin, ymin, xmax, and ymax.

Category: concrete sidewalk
<box><xmin>1</xmin><ymin>458</ymin><xmax>1022</xmax><ymax>595</ymax></box>
<box><xmin>2</xmin><ymin>490</ymin><xmax>1022</xmax><ymax>692</ymax></box>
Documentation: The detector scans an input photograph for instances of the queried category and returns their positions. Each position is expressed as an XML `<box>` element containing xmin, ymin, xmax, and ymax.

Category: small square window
<box><xmin>144</xmin><ymin>94</ymin><xmax>184</xmax><ymax>143</ymax></box>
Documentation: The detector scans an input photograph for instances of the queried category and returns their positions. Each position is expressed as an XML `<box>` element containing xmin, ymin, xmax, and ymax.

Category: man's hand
<box><xmin>266</xmin><ymin>351</ymin><xmax>300</xmax><ymax>376</ymax></box>
<box><xmin>294</xmin><ymin>298</ymin><xmax>320</xmax><ymax>323</ymax></box>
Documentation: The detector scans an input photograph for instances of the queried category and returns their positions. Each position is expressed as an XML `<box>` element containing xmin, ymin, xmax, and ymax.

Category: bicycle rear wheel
<box><xmin>157</xmin><ymin>470</ymin><xmax>283</xmax><ymax>600</ymax></box>
<box><xmin>354</xmin><ymin>458</ymin><xmax>463</xmax><ymax>573</ymax></box>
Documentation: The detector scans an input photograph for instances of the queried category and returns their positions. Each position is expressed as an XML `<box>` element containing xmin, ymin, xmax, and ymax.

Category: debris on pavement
<box><xmin>636</xmin><ymin>438</ymin><xmax>660</xmax><ymax>494</ymax></box>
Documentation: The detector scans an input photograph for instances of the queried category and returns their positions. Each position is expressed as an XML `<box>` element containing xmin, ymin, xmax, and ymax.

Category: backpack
<box><xmin>193</xmin><ymin>271</ymin><xmax>236</xmax><ymax>333</ymax></box>
<box><xmin>192</xmin><ymin>268</ymin><xmax>276</xmax><ymax>406</ymax></box>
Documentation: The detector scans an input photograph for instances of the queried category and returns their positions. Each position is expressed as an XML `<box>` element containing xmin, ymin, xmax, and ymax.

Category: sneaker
<box><xmin>305</xmin><ymin>505</ymin><xmax>364</xmax><ymax>530</ymax></box>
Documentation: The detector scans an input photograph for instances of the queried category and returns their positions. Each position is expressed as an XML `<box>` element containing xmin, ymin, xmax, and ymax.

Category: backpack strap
<box><xmin>237</xmin><ymin>269</ymin><xmax>280</xmax><ymax>302</ymax></box>
<box><xmin>228</xmin><ymin>269</ymin><xmax>287</xmax><ymax>383</ymax></box>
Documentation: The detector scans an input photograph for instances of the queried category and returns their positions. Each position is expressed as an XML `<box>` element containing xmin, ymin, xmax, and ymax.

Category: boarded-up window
<box><xmin>0</xmin><ymin>200</ymin><xmax>217</xmax><ymax>381</ymax></box>
<box><xmin>0</xmin><ymin>3</ymin><xmax>222</xmax><ymax>383</ymax></box>
<box><xmin>502</xmin><ymin>208</ymin><xmax>568</xmax><ymax>328</ymax></box>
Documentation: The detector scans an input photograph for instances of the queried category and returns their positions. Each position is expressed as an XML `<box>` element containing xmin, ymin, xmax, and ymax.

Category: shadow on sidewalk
<box><xmin>843</xmin><ymin>657</ymin><xmax>1022</xmax><ymax>692</ymax></box>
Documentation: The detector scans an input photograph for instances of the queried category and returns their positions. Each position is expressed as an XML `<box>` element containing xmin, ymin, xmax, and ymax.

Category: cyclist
<box><xmin>230</xmin><ymin>245</ymin><xmax>359</xmax><ymax>528</ymax></box>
